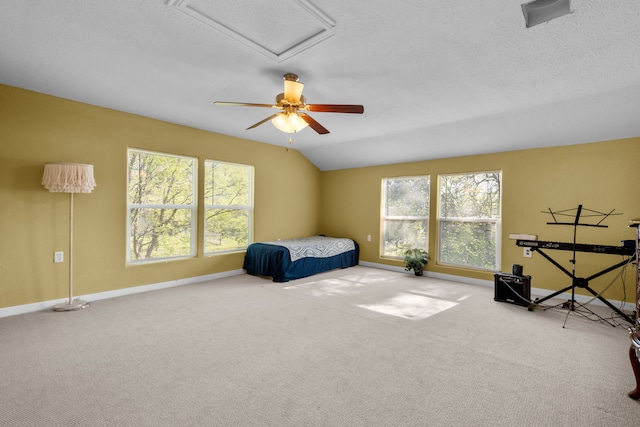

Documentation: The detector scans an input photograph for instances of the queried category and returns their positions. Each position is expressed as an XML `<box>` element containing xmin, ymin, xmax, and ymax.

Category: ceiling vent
<box><xmin>521</xmin><ymin>0</ymin><xmax>571</xmax><ymax>28</ymax></box>
<box><xmin>167</xmin><ymin>0</ymin><xmax>336</xmax><ymax>62</ymax></box>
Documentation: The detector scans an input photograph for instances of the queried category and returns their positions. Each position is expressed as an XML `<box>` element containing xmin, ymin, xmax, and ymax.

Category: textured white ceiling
<box><xmin>1</xmin><ymin>1</ymin><xmax>639</xmax><ymax>171</ymax></box>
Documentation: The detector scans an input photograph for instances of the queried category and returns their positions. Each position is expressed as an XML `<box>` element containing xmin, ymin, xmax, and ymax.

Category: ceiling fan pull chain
<box><xmin>284</xmin><ymin>135</ymin><xmax>292</xmax><ymax>151</ymax></box>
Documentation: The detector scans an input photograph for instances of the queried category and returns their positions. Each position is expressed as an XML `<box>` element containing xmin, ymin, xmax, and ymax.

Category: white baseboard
<box><xmin>358</xmin><ymin>261</ymin><xmax>633</xmax><ymax>312</ymax></box>
<box><xmin>2</xmin><ymin>264</ymin><xmax>633</xmax><ymax>318</ymax></box>
<box><xmin>0</xmin><ymin>269</ymin><xmax>245</xmax><ymax>319</ymax></box>
<box><xmin>359</xmin><ymin>261</ymin><xmax>494</xmax><ymax>287</ymax></box>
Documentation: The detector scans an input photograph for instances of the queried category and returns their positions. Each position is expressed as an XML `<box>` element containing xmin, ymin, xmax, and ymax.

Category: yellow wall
<box><xmin>320</xmin><ymin>139</ymin><xmax>640</xmax><ymax>303</ymax></box>
<box><xmin>0</xmin><ymin>85</ymin><xmax>321</xmax><ymax>308</ymax></box>
<box><xmin>2</xmin><ymin>83</ymin><xmax>638</xmax><ymax>309</ymax></box>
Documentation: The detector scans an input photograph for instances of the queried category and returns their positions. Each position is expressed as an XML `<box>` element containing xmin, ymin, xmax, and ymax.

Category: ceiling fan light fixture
<box><xmin>271</xmin><ymin>112</ymin><xmax>308</xmax><ymax>133</ymax></box>
<box><xmin>283</xmin><ymin>79</ymin><xmax>304</xmax><ymax>103</ymax></box>
<box><xmin>521</xmin><ymin>0</ymin><xmax>570</xmax><ymax>28</ymax></box>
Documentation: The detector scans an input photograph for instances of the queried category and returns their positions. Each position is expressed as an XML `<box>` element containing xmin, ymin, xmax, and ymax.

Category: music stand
<box><xmin>528</xmin><ymin>205</ymin><xmax>634</xmax><ymax>327</ymax></box>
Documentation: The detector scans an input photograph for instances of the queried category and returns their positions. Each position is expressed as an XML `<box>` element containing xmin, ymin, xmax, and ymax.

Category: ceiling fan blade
<box><xmin>214</xmin><ymin>101</ymin><xmax>277</xmax><ymax>108</ymax></box>
<box><xmin>305</xmin><ymin>104</ymin><xmax>364</xmax><ymax>114</ymax></box>
<box><xmin>298</xmin><ymin>113</ymin><xmax>329</xmax><ymax>134</ymax></box>
<box><xmin>246</xmin><ymin>113</ymin><xmax>280</xmax><ymax>130</ymax></box>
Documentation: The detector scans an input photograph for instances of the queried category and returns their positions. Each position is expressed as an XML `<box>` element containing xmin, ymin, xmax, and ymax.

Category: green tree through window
<box><xmin>381</xmin><ymin>176</ymin><xmax>430</xmax><ymax>257</ymax></box>
<box><xmin>204</xmin><ymin>160</ymin><xmax>253</xmax><ymax>253</ymax></box>
<box><xmin>127</xmin><ymin>149</ymin><xmax>197</xmax><ymax>262</ymax></box>
<box><xmin>438</xmin><ymin>171</ymin><xmax>501</xmax><ymax>270</ymax></box>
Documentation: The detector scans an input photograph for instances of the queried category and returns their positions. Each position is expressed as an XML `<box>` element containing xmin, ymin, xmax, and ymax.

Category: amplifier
<box><xmin>494</xmin><ymin>273</ymin><xmax>531</xmax><ymax>307</ymax></box>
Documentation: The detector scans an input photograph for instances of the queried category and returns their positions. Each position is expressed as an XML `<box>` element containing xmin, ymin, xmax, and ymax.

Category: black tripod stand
<box><xmin>528</xmin><ymin>205</ymin><xmax>634</xmax><ymax>327</ymax></box>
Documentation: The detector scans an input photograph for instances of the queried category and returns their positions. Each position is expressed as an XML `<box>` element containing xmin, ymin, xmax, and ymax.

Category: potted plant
<box><xmin>403</xmin><ymin>248</ymin><xmax>429</xmax><ymax>276</ymax></box>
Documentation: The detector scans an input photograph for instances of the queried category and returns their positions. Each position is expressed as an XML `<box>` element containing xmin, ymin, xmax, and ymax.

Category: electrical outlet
<box><xmin>367</xmin><ymin>235</ymin><xmax>372</xmax><ymax>242</ymax></box>
<box><xmin>523</xmin><ymin>248</ymin><xmax>532</xmax><ymax>258</ymax></box>
<box><xmin>54</xmin><ymin>251</ymin><xmax>64</xmax><ymax>263</ymax></box>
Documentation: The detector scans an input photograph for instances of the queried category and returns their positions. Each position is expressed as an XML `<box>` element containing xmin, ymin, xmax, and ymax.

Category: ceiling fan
<box><xmin>214</xmin><ymin>73</ymin><xmax>364</xmax><ymax>135</ymax></box>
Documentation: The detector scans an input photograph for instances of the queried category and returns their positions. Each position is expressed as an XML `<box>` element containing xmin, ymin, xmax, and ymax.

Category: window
<box><xmin>438</xmin><ymin>171</ymin><xmax>501</xmax><ymax>270</ymax></box>
<box><xmin>127</xmin><ymin>149</ymin><xmax>197</xmax><ymax>262</ymax></box>
<box><xmin>204</xmin><ymin>160</ymin><xmax>253</xmax><ymax>253</ymax></box>
<box><xmin>381</xmin><ymin>176</ymin><xmax>430</xmax><ymax>257</ymax></box>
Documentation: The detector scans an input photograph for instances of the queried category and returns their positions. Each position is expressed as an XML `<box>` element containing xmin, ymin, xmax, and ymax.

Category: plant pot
<box><xmin>414</xmin><ymin>270</ymin><xmax>423</xmax><ymax>276</ymax></box>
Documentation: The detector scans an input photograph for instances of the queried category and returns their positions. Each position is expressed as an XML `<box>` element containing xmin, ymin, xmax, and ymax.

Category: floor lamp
<box><xmin>42</xmin><ymin>163</ymin><xmax>96</xmax><ymax>311</ymax></box>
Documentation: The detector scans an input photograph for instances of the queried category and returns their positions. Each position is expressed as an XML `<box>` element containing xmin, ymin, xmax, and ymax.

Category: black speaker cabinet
<box><xmin>494</xmin><ymin>273</ymin><xmax>531</xmax><ymax>307</ymax></box>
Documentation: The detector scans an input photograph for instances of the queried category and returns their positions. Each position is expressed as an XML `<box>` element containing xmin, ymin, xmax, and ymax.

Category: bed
<box><xmin>243</xmin><ymin>236</ymin><xmax>359</xmax><ymax>282</ymax></box>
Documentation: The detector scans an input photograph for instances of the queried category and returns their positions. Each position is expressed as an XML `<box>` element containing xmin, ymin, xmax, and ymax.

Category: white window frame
<box><xmin>127</xmin><ymin>149</ymin><xmax>197</xmax><ymax>264</ymax></box>
<box><xmin>381</xmin><ymin>176</ymin><xmax>430</xmax><ymax>258</ymax></box>
<box><xmin>204</xmin><ymin>159</ymin><xmax>254</xmax><ymax>254</ymax></box>
<box><xmin>437</xmin><ymin>171</ymin><xmax>502</xmax><ymax>271</ymax></box>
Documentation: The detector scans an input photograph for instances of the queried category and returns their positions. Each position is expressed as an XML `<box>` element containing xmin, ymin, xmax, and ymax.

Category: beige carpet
<box><xmin>1</xmin><ymin>266</ymin><xmax>639</xmax><ymax>426</ymax></box>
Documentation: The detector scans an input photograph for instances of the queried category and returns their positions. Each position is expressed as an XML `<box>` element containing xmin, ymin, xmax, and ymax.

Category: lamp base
<box><xmin>53</xmin><ymin>299</ymin><xmax>88</xmax><ymax>312</ymax></box>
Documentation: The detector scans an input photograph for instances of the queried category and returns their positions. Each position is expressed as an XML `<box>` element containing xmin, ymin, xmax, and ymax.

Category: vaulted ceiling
<box><xmin>1</xmin><ymin>1</ymin><xmax>639</xmax><ymax>171</ymax></box>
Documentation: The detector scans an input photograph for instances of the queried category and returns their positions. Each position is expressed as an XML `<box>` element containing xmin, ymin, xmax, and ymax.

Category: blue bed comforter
<box><xmin>243</xmin><ymin>236</ymin><xmax>359</xmax><ymax>282</ymax></box>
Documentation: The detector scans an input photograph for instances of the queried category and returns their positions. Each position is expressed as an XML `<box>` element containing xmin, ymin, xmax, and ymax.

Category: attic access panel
<box><xmin>168</xmin><ymin>0</ymin><xmax>336</xmax><ymax>62</ymax></box>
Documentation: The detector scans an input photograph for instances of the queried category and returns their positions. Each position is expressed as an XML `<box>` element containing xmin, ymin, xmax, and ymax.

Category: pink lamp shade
<box><xmin>42</xmin><ymin>163</ymin><xmax>96</xmax><ymax>193</ymax></box>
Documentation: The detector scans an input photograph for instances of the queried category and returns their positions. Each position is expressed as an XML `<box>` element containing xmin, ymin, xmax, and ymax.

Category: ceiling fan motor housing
<box><xmin>275</xmin><ymin>93</ymin><xmax>305</xmax><ymax>107</ymax></box>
